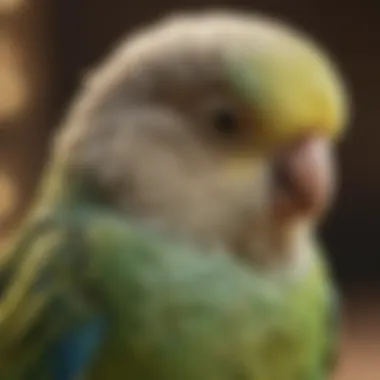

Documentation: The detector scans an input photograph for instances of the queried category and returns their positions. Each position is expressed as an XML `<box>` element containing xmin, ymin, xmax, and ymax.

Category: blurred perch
<box><xmin>0</xmin><ymin>0</ymin><xmax>55</xmax><ymax>243</ymax></box>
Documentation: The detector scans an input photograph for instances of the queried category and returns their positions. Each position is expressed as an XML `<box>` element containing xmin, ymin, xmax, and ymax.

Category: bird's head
<box><xmin>55</xmin><ymin>11</ymin><xmax>349</xmax><ymax>269</ymax></box>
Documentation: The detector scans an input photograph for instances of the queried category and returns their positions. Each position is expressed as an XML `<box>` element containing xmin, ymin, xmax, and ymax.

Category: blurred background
<box><xmin>0</xmin><ymin>0</ymin><xmax>379</xmax><ymax>378</ymax></box>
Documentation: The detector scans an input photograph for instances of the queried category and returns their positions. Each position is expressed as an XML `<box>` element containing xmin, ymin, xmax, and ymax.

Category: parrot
<box><xmin>0</xmin><ymin>10</ymin><xmax>349</xmax><ymax>380</ymax></box>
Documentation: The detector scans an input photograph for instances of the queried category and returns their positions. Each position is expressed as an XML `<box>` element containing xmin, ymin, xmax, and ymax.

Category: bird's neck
<box><xmin>238</xmin><ymin>218</ymin><xmax>317</xmax><ymax>279</ymax></box>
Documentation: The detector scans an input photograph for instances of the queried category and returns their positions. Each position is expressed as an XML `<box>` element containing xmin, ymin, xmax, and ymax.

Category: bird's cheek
<box><xmin>223</xmin><ymin>155</ymin><xmax>264</xmax><ymax>183</ymax></box>
<box><xmin>271</xmin><ymin>136</ymin><xmax>336</xmax><ymax>221</ymax></box>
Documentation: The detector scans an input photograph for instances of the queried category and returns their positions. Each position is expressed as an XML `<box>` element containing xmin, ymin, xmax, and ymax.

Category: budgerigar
<box><xmin>0</xmin><ymin>11</ymin><xmax>349</xmax><ymax>380</ymax></box>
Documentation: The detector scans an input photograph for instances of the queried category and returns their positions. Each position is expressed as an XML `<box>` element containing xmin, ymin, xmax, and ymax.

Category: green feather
<box><xmin>86</xmin><ymin>213</ymin><xmax>336</xmax><ymax>380</ymax></box>
<box><xmin>0</xmin><ymin>205</ymin><xmax>337</xmax><ymax>380</ymax></box>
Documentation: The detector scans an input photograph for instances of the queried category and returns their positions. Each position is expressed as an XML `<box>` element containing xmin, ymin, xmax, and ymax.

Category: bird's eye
<box><xmin>212</xmin><ymin>107</ymin><xmax>239</xmax><ymax>136</ymax></box>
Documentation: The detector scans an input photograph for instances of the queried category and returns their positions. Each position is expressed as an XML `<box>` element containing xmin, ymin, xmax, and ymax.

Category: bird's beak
<box><xmin>271</xmin><ymin>135</ymin><xmax>336</xmax><ymax>221</ymax></box>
